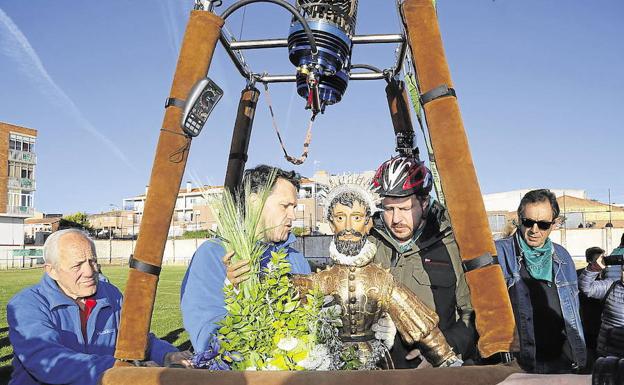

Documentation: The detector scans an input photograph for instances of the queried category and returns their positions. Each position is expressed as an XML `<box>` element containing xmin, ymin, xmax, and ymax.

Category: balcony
<box><xmin>6</xmin><ymin>205</ymin><xmax>34</xmax><ymax>217</ymax></box>
<box><xmin>9</xmin><ymin>149</ymin><xmax>37</xmax><ymax>164</ymax></box>
<box><xmin>8</xmin><ymin>177</ymin><xmax>36</xmax><ymax>191</ymax></box>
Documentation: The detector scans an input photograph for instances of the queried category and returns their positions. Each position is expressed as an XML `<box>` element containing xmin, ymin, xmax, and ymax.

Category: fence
<box><xmin>0</xmin><ymin>236</ymin><xmax>336</xmax><ymax>270</ymax></box>
<box><xmin>2</xmin><ymin>229</ymin><xmax>622</xmax><ymax>270</ymax></box>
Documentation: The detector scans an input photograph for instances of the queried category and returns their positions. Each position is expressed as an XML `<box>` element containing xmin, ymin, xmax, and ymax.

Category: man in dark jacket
<box><xmin>577</xmin><ymin>246</ymin><xmax>605</xmax><ymax>368</ymax></box>
<box><xmin>496</xmin><ymin>189</ymin><xmax>586</xmax><ymax>373</ymax></box>
<box><xmin>369</xmin><ymin>155</ymin><xmax>476</xmax><ymax>368</ymax></box>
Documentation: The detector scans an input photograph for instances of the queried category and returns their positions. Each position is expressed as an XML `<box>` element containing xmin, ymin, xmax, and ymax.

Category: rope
<box><xmin>404</xmin><ymin>67</ymin><xmax>446</xmax><ymax>205</ymax></box>
<box><xmin>238</xmin><ymin>6</ymin><xmax>246</xmax><ymax>40</ymax></box>
<box><xmin>263</xmin><ymin>82</ymin><xmax>315</xmax><ymax>165</ymax></box>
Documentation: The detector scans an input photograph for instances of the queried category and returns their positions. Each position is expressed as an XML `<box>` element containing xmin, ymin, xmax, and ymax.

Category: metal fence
<box><xmin>293</xmin><ymin>235</ymin><xmax>333</xmax><ymax>270</ymax></box>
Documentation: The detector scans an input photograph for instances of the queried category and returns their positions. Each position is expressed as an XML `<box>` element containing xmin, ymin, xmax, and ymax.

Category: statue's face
<box><xmin>330</xmin><ymin>200</ymin><xmax>372</xmax><ymax>256</ymax></box>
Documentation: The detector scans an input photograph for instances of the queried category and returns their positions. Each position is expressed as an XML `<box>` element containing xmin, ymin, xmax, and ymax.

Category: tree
<box><xmin>62</xmin><ymin>212</ymin><xmax>93</xmax><ymax>231</ymax></box>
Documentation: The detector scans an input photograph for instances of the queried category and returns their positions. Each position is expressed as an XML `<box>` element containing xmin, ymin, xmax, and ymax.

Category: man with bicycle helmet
<box><xmin>370</xmin><ymin>155</ymin><xmax>476</xmax><ymax>368</ymax></box>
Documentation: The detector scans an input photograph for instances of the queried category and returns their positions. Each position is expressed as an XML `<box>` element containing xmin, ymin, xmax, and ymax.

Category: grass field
<box><xmin>0</xmin><ymin>266</ymin><xmax>189</xmax><ymax>384</ymax></box>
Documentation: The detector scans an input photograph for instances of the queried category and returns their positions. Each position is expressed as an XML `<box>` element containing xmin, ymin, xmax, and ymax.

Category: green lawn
<box><xmin>0</xmin><ymin>266</ymin><xmax>189</xmax><ymax>384</ymax></box>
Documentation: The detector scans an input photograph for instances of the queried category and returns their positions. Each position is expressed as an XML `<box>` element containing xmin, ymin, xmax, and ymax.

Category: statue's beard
<box><xmin>333</xmin><ymin>230</ymin><xmax>366</xmax><ymax>256</ymax></box>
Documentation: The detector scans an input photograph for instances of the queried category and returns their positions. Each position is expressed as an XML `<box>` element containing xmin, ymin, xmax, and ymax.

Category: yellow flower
<box><xmin>267</xmin><ymin>354</ymin><xmax>290</xmax><ymax>370</ymax></box>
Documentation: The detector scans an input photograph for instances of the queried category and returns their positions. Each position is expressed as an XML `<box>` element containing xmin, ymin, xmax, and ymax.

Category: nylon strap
<box><xmin>263</xmin><ymin>82</ymin><xmax>314</xmax><ymax>165</ymax></box>
<box><xmin>164</xmin><ymin>97</ymin><xmax>186</xmax><ymax>109</ymax></box>
<box><xmin>462</xmin><ymin>252</ymin><xmax>498</xmax><ymax>273</ymax></box>
<box><xmin>129</xmin><ymin>255</ymin><xmax>162</xmax><ymax>276</ymax></box>
<box><xmin>420</xmin><ymin>84</ymin><xmax>456</xmax><ymax>105</ymax></box>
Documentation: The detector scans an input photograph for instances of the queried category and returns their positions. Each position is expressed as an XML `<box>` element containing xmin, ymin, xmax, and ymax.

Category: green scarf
<box><xmin>517</xmin><ymin>232</ymin><xmax>554</xmax><ymax>282</ymax></box>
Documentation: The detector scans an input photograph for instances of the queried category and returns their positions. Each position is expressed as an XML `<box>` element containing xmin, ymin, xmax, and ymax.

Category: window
<box><xmin>20</xmin><ymin>191</ymin><xmax>34</xmax><ymax>207</ymax></box>
<box><xmin>488</xmin><ymin>214</ymin><xmax>507</xmax><ymax>233</ymax></box>
<box><xmin>7</xmin><ymin>162</ymin><xmax>34</xmax><ymax>180</ymax></box>
<box><xmin>8</xmin><ymin>190</ymin><xmax>20</xmax><ymax>207</ymax></box>
<box><xmin>9</xmin><ymin>134</ymin><xmax>36</xmax><ymax>153</ymax></box>
<box><xmin>7</xmin><ymin>190</ymin><xmax>33</xmax><ymax>209</ymax></box>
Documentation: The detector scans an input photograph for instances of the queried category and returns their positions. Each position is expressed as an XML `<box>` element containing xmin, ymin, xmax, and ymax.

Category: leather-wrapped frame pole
<box><xmin>224</xmin><ymin>86</ymin><xmax>261</xmax><ymax>192</ymax></box>
<box><xmin>401</xmin><ymin>0</ymin><xmax>517</xmax><ymax>358</ymax></box>
<box><xmin>113</xmin><ymin>10</ymin><xmax>224</xmax><ymax>362</ymax></box>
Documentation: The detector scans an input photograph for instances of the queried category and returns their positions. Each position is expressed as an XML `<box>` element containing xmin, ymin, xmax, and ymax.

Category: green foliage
<box><xmin>204</xmin><ymin>170</ymin><xmax>276</xmax><ymax>298</ymax></box>
<box><xmin>291</xmin><ymin>227</ymin><xmax>307</xmax><ymax>237</ymax></box>
<box><xmin>218</xmin><ymin>250</ymin><xmax>323</xmax><ymax>370</ymax></box>
<box><xmin>62</xmin><ymin>212</ymin><xmax>92</xmax><ymax>231</ymax></box>
<box><xmin>181</xmin><ymin>230</ymin><xmax>209</xmax><ymax>239</ymax></box>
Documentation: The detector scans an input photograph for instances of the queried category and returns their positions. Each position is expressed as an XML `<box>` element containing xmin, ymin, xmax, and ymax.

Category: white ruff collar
<box><xmin>329</xmin><ymin>240</ymin><xmax>377</xmax><ymax>267</ymax></box>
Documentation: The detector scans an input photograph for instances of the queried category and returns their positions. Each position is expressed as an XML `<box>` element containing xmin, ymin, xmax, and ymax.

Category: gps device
<box><xmin>181</xmin><ymin>77</ymin><xmax>223</xmax><ymax>137</ymax></box>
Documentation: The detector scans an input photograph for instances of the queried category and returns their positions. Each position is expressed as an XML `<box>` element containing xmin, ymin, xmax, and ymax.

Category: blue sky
<box><xmin>0</xmin><ymin>0</ymin><xmax>622</xmax><ymax>214</ymax></box>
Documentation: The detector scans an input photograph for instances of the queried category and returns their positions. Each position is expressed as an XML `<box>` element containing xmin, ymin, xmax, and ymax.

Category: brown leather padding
<box><xmin>402</xmin><ymin>0</ymin><xmax>516</xmax><ymax>357</ymax></box>
<box><xmin>224</xmin><ymin>87</ymin><xmax>261</xmax><ymax>192</ymax></box>
<box><xmin>100</xmin><ymin>365</ymin><xmax>521</xmax><ymax>385</ymax></box>
<box><xmin>113</xmin><ymin>10</ymin><xmax>224</xmax><ymax>361</ymax></box>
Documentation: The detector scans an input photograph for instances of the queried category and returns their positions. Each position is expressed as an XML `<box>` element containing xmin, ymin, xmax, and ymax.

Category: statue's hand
<box><xmin>223</xmin><ymin>251</ymin><xmax>250</xmax><ymax>287</ymax></box>
<box><xmin>372</xmin><ymin>313</ymin><xmax>397</xmax><ymax>349</ymax></box>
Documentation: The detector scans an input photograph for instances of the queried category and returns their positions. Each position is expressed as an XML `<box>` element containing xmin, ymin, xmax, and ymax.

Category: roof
<box><xmin>557</xmin><ymin>195</ymin><xmax>624</xmax><ymax>212</ymax></box>
<box><xmin>126</xmin><ymin>177</ymin><xmax>316</xmax><ymax>200</ymax></box>
<box><xmin>25</xmin><ymin>217</ymin><xmax>61</xmax><ymax>225</ymax></box>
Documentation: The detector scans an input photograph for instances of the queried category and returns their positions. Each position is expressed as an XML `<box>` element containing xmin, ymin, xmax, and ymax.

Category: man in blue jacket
<box><xmin>180</xmin><ymin>165</ymin><xmax>312</xmax><ymax>352</ymax></box>
<box><xmin>495</xmin><ymin>189</ymin><xmax>586</xmax><ymax>374</ymax></box>
<box><xmin>7</xmin><ymin>229</ymin><xmax>192</xmax><ymax>385</ymax></box>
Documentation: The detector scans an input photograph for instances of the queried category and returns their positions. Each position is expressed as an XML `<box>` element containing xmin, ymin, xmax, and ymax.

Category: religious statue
<box><xmin>294</xmin><ymin>179</ymin><xmax>462</xmax><ymax>369</ymax></box>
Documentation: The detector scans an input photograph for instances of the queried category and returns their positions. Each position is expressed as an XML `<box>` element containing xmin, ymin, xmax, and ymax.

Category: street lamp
<box><xmin>194</xmin><ymin>210</ymin><xmax>201</xmax><ymax>249</ymax></box>
<box><xmin>109</xmin><ymin>204</ymin><xmax>124</xmax><ymax>264</ymax></box>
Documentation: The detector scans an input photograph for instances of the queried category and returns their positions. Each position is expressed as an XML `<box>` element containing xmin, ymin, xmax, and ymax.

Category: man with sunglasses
<box><xmin>496</xmin><ymin>189</ymin><xmax>586</xmax><ymax>374</ymax></box>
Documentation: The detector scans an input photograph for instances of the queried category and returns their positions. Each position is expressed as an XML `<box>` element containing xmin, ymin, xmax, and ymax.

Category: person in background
<box><xmin>496</xmin><ymin>189</ymin><xmax>586</xmax><ymax>373</ymax></box>
<box><xmin>7</xmin><ymin>229</ymin><xmax>191</xmax><ymax>385</ymax></box>
<box><xmin>577</xmin><ymin>247</ymin><xmax>606</xmax><ymax>369</ymax></box>
<box><xmin>579</xmin><ymin>244</ymin><xmax>624</xmax><ymax>359</ymax></box>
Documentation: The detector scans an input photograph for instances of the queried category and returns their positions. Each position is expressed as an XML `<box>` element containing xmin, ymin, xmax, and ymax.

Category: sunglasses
<box><xmin>521</xmin><ymin>218</ymin><xmax>554</xmax><ymax>231</ymax></box>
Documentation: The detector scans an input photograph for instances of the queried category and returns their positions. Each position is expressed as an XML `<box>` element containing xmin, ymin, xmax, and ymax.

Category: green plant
<box><xmin>203</xmin><ymin>170</ymin><xmax>275</xmax><ymax>298</ymax></box>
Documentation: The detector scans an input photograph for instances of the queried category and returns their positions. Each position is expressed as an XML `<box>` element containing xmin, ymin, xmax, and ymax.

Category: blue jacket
<box><xmin>180</xmin><ymin>234</ymin><xmax>311</xmax><ymax>352</ymax></box>
<box><xmin>495</xmin><ymin>235</ymin><xmax>586</xmax><ymax>372</ymax></box>
<box><xmin>7</xmin><ymin>274</ymin><xmax>178</xmax><ymax>385</ymax></box>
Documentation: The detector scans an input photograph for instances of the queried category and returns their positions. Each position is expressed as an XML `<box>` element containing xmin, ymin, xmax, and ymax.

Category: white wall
<box><xmin>0</xmin><ymin>216</ymin><xmax>24</xmax><ymax>246</ymax></box>
<box><xmin>92</xmin><ymin>238</ymin><xmax>211</xmax><ymax>265</ymax></box>
<box><xmin>484</xmin><ymin>189</ymin><xmax>586</xmax><ymax>212</ymax></box>
<box><xmin>551</xmin><ymin>227</ymin><xmax>624</xmax><ymax>258</ymax></box>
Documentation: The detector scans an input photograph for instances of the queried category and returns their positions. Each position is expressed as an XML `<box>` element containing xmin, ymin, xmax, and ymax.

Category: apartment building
<box><xmin>122</xmin><ymin>177</ymin><xmax>328</xmax><ymax>237</ymax></box>
<box><xmin>0</xmin><ymin>122</ymin><xmax>37</xmax><ymax>246</ymax></box>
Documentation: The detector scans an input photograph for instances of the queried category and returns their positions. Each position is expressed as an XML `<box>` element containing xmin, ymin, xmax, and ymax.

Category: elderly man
<box><xmin>369</xmin><ymin>155</ymin><xmax>476</xmax><ymax>367</ymax></box>
<box><xmin>294</xmin><ymin>180</ymin><xmax>461</xmax><ymax>369</ymax></box>
<box><xmin>7</xmin><ymin>229</ymin><xmax>190</xmax><ymax>385</ymax></box>
<box><xmin>181</xmin><ymin>165</ymin><xmax>312</xmax><ymax>352</ymax></box>
<box><xmin>496</xmin><ymin>189</ymin><xmax>586</xmax><ymax>373</ymax></box>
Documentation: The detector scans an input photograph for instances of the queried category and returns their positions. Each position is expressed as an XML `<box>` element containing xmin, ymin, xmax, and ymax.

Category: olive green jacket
<box><xmin>370</xmin><ymin>200</ymin><xmax>477</xmax><ymax>362</ymax></box>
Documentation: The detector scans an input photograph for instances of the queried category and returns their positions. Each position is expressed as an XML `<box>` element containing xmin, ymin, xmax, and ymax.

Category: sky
<box><xmin>0</xmin><ymin>0</ymin><xmax>622</xmax><ymax>214</ymax></box>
